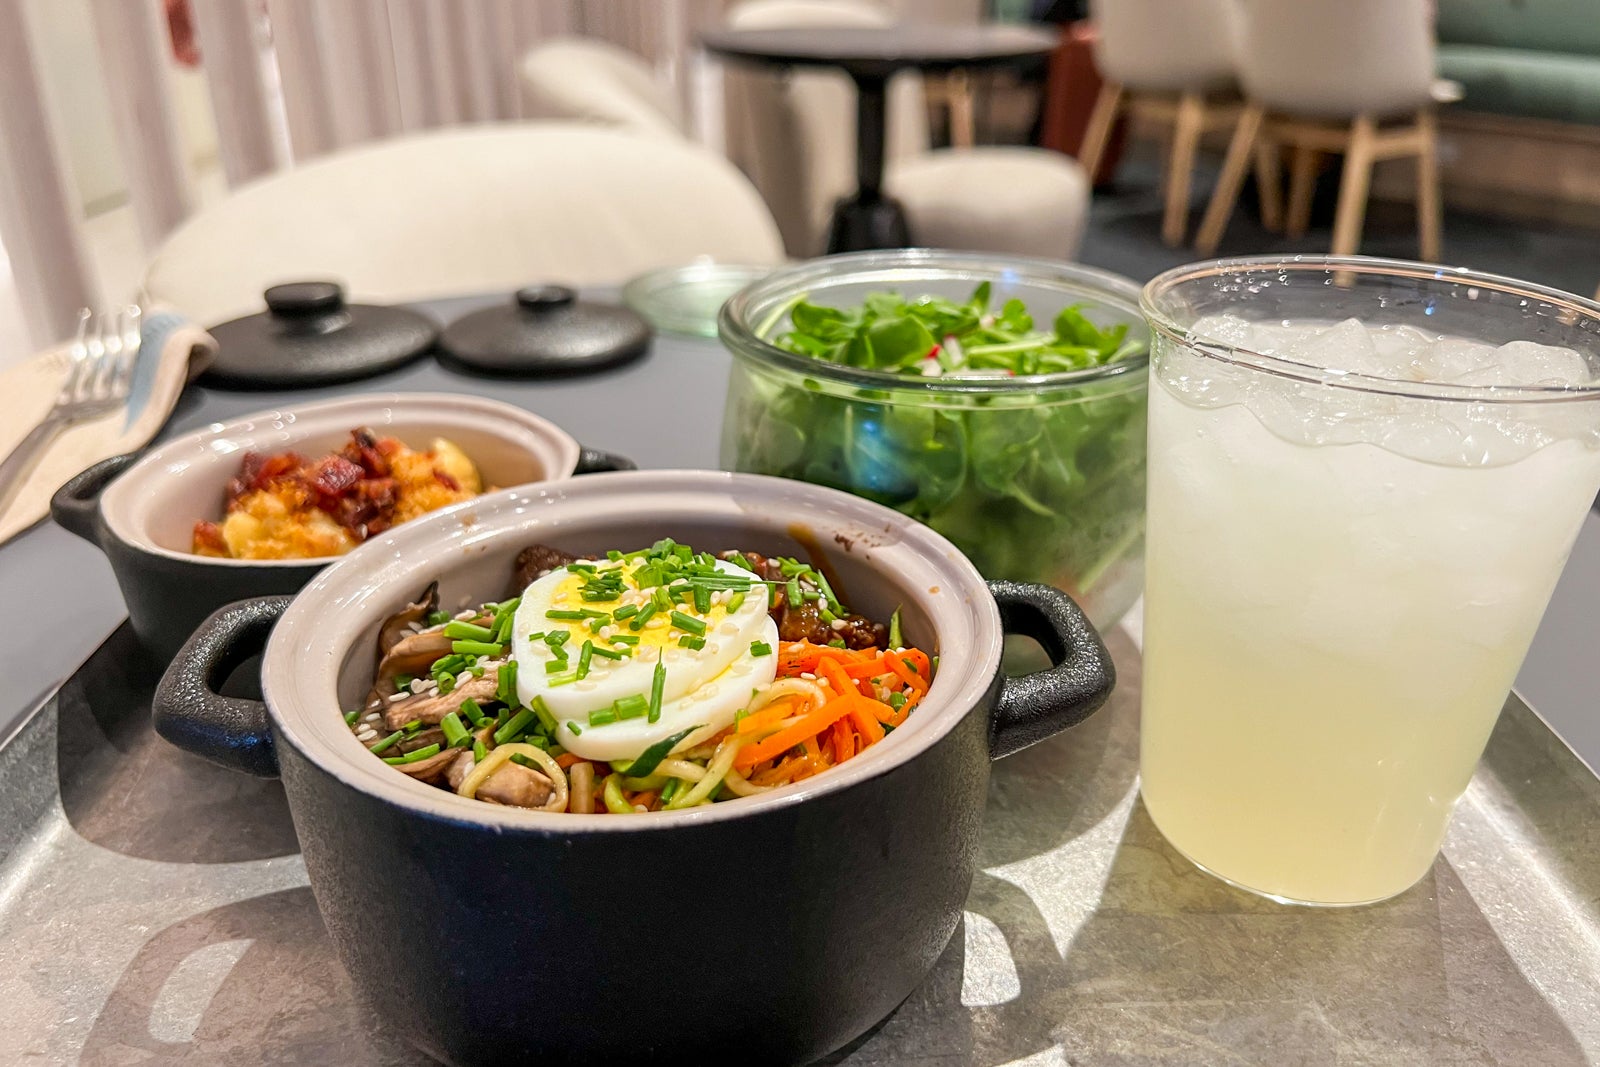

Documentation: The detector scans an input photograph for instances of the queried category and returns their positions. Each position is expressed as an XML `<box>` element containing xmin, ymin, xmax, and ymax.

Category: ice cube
<box><xmin>1284</xmin><ymin>317</ymin><xmax>1388</xmax><ymax>376</ymax></box>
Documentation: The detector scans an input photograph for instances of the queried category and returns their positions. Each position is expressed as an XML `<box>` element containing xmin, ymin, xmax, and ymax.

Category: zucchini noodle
<box><xmin>750</xmin><ymin>677</ymin><xmax>828</xmax><ymax>714</ymax></box>
<box><xmin>668</xmin><ymin>734</ymin><xmax>748</xmax><ymax>808</ymax></box>
<box><xmin>457</xmin><ymin>743</ymin><xmax>569</xmax><ymax>812</ymax></box>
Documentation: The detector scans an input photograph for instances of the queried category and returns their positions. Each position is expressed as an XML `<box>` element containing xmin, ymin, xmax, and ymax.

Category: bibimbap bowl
<box><xmin>153</xmin><ymin>470</ymin><xmax>1114</xmax><ymax>1066</ymax></box>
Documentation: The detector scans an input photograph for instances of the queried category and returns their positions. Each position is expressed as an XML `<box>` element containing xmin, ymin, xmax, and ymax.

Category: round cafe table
<box><xmin>701</xmin><ymin>23</ymin><xmax>1057</xmax><ymax>253</ymax></box>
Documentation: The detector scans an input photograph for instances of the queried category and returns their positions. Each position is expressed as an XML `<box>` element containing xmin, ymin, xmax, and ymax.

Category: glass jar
<box><xmin>718</xmin><ymin>249</ymin><xmax>1149</xmax><ymax>631</ymax></box>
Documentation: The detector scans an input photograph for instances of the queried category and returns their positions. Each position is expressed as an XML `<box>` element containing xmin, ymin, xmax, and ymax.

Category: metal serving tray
<box><xmin>2</xmin><ymin>623</ymin><xmax>1596</xmax><ymax>1065</ymax></box>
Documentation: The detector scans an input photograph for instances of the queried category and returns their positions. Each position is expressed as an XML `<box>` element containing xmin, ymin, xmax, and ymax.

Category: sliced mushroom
<box><xmin>377</xmin><ymin>582</ymin><xmax>438</xmax><ymax>664</ymax></box>
<box><xmin>382</xmin><ymin>675</ymin><xmax>499</xmax><ymax>731</ymax></box>
<box><xmin>393</xmin><ymin>746</ymin><xmax>460</xmax><ymax>784</ymax></box>
<box><xmin>376</xmin><ymin>630</ymin><xmax>455</xmax><ymax>680</ymax></box>
<box><xmin>476</xmin><ymin>760</ymin><xmax>555</xmax><ymax>808</ymax></box>
<box><xmin>446</xmin><ymin>725</ymin><xmax>497</xmax><ymax>790</ymax></box>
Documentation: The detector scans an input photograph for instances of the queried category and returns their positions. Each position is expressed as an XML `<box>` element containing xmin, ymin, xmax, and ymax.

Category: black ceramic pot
<box><xmin>50</xmin><ymin>393</ymin><xmax>630</xmax><ymax>663</ymax></box>
<box><xmin>152</xmin><ymin>470</ymin><xmax>1113</xmax><ymax>1065</ymax></box>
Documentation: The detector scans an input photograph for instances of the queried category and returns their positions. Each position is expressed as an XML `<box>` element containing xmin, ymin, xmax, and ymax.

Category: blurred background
<box><xmin>2</xmin><ymin>0</ymin><xmax>1597</xmax><ymax>367</ymax></box>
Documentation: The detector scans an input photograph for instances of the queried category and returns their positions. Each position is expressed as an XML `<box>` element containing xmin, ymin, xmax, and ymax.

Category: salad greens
<box><xmin>766</xmin><ymin>281</ymin><xmax>1135</xmax><ymax>377</ymax></box>
<box><xmin>726</xmin><ymin>282</ymin><xmax>1148</xmax><ymax>625</ymax></box>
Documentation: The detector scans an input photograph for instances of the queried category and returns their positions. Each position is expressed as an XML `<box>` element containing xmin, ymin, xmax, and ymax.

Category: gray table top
<box><xmin>0</xmin><ymin>294</ymin><xmax>729</xmax><ymax>743</ymax></box>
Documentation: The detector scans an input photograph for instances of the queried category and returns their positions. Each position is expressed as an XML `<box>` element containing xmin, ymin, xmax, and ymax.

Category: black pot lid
<box><xmin>201</xmin><ymin>282</ymin><xmax>438</xmax><ymax>389</ymax></box>
<box><xmin>437</xmin><ymin>286</ymin><xmax>652</xmax><ymax>377</ymax></box>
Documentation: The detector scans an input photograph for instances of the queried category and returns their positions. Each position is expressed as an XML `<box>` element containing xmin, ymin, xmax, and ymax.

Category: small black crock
<box><xmin>50</xmin><ymin>393</ymin><xmax>630</xmax><ymax>663</ymax></box>
<box><xmin>152</xmin><ymin>470</ymin><xmax>1113</xmax><ymax>1065</ymax></box>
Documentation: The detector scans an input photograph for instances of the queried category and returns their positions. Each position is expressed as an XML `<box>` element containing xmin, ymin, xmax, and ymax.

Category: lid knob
<box><xmin>515</xmin><ymin>285</ymin><xmax>577</xmax><ymax>313</ymax></box>
<box><xmin>264</xmin><ymin>281</ymin><xmax>345</xmax><ymax>317</ymax></box>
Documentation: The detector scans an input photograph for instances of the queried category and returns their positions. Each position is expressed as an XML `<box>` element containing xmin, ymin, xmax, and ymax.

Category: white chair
<box><xmin>1077</xmin><ymin>0</ymin><xmax>1281</xmax><ymax>247</ymax></box>
<box><xmin>723</xmin><ymin>0</ymin><xmax>1091</xmax><ymax>259</ymax></box>
<box><xmin>1195</xmin><ymin>0</ymin><xmax>1440</xmax><ymax>258</ymax></box>
<box><xmin>143</xmin><ymin>125</ymin><xmax>786</xmax><ymax>327</ymax></box>
<box><xmin>518</xmin><ymin>37</ymin><xmax>686</xmax><ymax>139</ymax></box>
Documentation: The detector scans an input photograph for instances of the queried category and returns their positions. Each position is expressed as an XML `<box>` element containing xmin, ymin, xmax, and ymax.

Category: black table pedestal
<box><xmin>827</xmin><ymin>72</ymin><xmax>913</xmax><ymax>253</ymax></box>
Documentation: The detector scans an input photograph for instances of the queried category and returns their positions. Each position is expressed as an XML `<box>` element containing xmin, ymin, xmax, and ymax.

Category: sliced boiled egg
<box><xmin>511</xmin><ymin>555</ymin><xmax>778</xmax><ymax>763</ymax></box>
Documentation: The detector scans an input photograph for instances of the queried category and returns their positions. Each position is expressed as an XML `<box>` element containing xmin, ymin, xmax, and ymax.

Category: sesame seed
<box><xmin>409</xmin><ymin>678</ymin><xmax>428</xmax><ymax>694</ymax></box>
<box><xmin>647</xmin><ymin>616</ymin><xmax>667</xmax><ymax>629</ymax></box>
<box><xmin>829</xmin><ymin>619</ymin><xmax>847</xmax><ymax>631</ymax></box>
<box><xmin>387</xmin><ymin>691</ymin><xmax>410</xmax><ymax>703</ymax></box>
<box><xmin>454</xmin><ymin>609</ymin><xmax>475</xmax><ymax>620</ymax></box>
<box><xmin>800</xmin><ymin>672</ymin><xmax>816</xmax><ymax>680</ymax></box>
<box><xmin>362</xmin><ymin>712</ymin><xmax>381</xmax><ymax>723</ymax></box>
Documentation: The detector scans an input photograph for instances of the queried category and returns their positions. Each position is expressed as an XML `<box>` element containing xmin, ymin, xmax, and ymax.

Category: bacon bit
<box><xmin>307</xmin><ymin>454</ymin><xmax>364</xmax><ymax>498</ymax></box>
<box><xmin>433</xmin><ymin>468</ymin><xmax>461</xmax><ymax>491</ymax></box>
<box><xmin>192</xmin><ymin>521</ymin><xmax>228</xmax><ymax>555</ymax></box>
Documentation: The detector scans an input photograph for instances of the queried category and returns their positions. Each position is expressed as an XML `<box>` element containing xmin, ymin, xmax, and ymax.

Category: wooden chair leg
<box><xmin>1164</xmin><ymin>91</ymin><xmax>1206</xmax><ymax>246</ymax></box>
<box><xmin>1286</xmin><ymin>144</ymin><xmax>1319</xmax><ymax>237</ymax></box>
<box><xmin>1253</xmin><ymin>136</ymin><xmax>1284</xmax><ymax>232</ymax></box>
<box><xmin>1330</xmin><ymin>115</ymin><xmax>1377</xmax><ymax>257</ymax></box>
<box><xmin>1415</xmin><ymin>109</ymin><xmax>1442</xmax><ymax>262</ymax></box>
<box><xmin>1194</xmin><ymin>102</ymin><xmax>1265</xmax><ymax>255</ymax></box>
<box><xmin>1077</xmin><ymin>82</ymin><xmax>1123</xmax><ymax>182</ymax></box>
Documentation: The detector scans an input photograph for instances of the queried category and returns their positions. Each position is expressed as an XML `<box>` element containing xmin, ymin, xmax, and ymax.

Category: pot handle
<box><xmin>50</xmin><ymin>452</ymin><xmax>138</xmax><ymax>546</ymax></box>
<box><xmin>153</xmin><ymin>595</ymin><xmax>291</xmax><ymax>778</ymax></box>
<box><xmin>987</xmin><ymin>580</ymin><xmax>1116</xmax><ymax>760</ymax></box>
<box><xmin>574</xmin><ymin>447</ymin><xmax>637</xmax><ymax>475</ymax></box>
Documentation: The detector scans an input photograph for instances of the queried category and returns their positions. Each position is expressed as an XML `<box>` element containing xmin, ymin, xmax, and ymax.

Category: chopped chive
<box><xmin>473</xmin><ymin>738</ymin><xmax>488</xmax><ymax>762</ymax></box>
<box><xmin>567</xmin><ymin>721</ymin><xmax>582</xmax><ymax>736</ymax></box>
<box><xmin>545</xmin><ymin>631</ymin><xmax>571</xmax><ymax>648</ymax></box>
<box><xmin>451</xmin><ymin>639</ymin><xmax>504</xmax><ymax>657</ymax></box>
<box><xmin>369</xmin><ymin>729</ymin><xmax>404</xmax><ymax>754</ymax></box>
<box><xmin>648</xmin><ymin>659</ymin><xmax>666</xmax><ymax>723</ymax></box>
<box><xmin>693</xmin><ymin>584</ymin><xmax>711</xmax><ymax>613</ymax></box>
<box><xmin>888</xmin><ymin>691</ymin><xmax>907</xmax><ymax>709</ymax></box>
<box><xmin>393</xmin><ymin>673</ymin><xmax>414</xmax><ymax>689</ymax></box>
<box><xmin>812</xmin><ymin>569</ymin><xmax>844</xmax><ymax>615</ymax></box>
<box><xmin>425</xmin><ymin>610</ymin><xmax>451</xmax><ymax>626</ymax></box>
<box><xmin>440</xmin><ymin>713</ymin><xmax>470</xmax><ymax>748</ymax></box>
<box><xmin>547</xmin><ymin>672</ymin><xmax>579</xmax><ymax>687</ymax></box>
<box><xmin>545</xmin><ymin>659</ymin><xmax>569</xmax><ymax>674</ymax></box>
<box><xmin>497</xmin><ymin>661</ymin><xmax>518</xmax><ymax>705</ymax></box>
<box><xmin>588</xmin><ymin>709</ymin><xmax>619</xmax><ymax>726</ymax></box>
<box><xmin>660</xmin><ymin>777</ymin><xmax>680</xmax><ymax>804</ymax></box>
<box><xmin>495</xmin><ymin>707</ymin><xmax>537</xmax><ymax>745</ymax></box>
<box><xmin>523</xmin><ymin>630</ymin><xmax>545</xmax><ymax>643</ymax></box>
<box><xmin>444</xmin><ymin>620</ymin><xmax>495</xmax><ymax>641</ymax></box>
<box><xmin>545</xmin><ymin>609</ymin><xmax>590</xmax><ymax>621</ymax></box>
<box><xmin>608</xmin><ymin>633</ymin><xmax>640</xmax><ymax>646</ymax></box>
<box><xmin>431</xmin><ymin>654</ymin><xmax>467</xmax><ymax>677</ymax></box>
<box><xmin>613</xmin><ymin>693</ymin><xmax>649</xmax><ymax>720</ymax></box>
<box><xmin>669</xmin><ymin>610</ymin><xmax>707</xmax><ymax>636</ymax></box>
<box><xmin>436</xmin><ymin>673</ymin><xmax>455</xmax><ymax>695</ymax></box>
<box><xmin>786</xmin><ymin>578</ymin><xmax>802</xmax><ymax>607</ymax></box>
<box><xmin>403</xmin><ymin>719</ymin><xmax>425</xmax><ymax>734</ymax></box>
<box><xmin>726</xmin><ymin>591</ymin><xmax>746</xmax><ymax>614</ymax></box>
<box><xmin>343</xmin><ymin>710</ymin><xmax>360</xmax><ymax>725</ymax></box>
<box><xmin>612</xmin><ymin>604</ymin><xmax>638</xmax><ymax>619</ymax></box>
<box><xmin>590</xmin><ymin>644</ymin><xmax>624</xmax><ymax>660</ymax></box>
<box><xmin>750</xmin><ymin>640</ymin><xmax>772</xmax><ymax>657</ymax></box>
<box><xmin>828</xmin><ymin>637</ymin><xmax>847</xmax><ymax>649</ymax></box>
<box><xmin>678</xmin><ymin>634</ymin><xmax>706</xmax><ymax>650</ymax></box>
<box><xmin>577</xmin><ymin>640</ymin><xmax>596</xmax><ymax>680</ymax></box>
<box><xmin>629</xmin><ymin>603</ymin><xmax>658</xmax><ymax>631</ymax></box>
<box><xmin>888</xmin><ymin>607</ymin><xmax>903</xmax><ymax>650</ymax></box>
<box><xmin>607</xmin><ymin>549</ymin><xmax>623</xmax><ymax>560</ymax></box>
<box><xmin>651</xmin><ymin>587</ymin><xmax>672</xmax><ymax>611</ymax></box>
<box><xmin>384</xmin><ymin>743</ymin><xmax>442</xmax><ymax>765</ymax></box>
<box><xmin>818</xmin><ymin>606</ymin><xmax>837</xmax><ymax>623</ymax></box>
<box><xmin>459</xmin><ymin>698</ymin><xmax>488</xmax><ymax>727</ymax></box>
<box><xmin>533</xmin><ymin>698</ymin><xmax>557</xmax><ymax>733</ymax></box>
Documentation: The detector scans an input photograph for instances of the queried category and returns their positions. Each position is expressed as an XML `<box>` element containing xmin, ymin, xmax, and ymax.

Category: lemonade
<box><xmin>1139</xmin><ymin>271</ymin><xmax>1600</xmax><ymax>906</ymax></box>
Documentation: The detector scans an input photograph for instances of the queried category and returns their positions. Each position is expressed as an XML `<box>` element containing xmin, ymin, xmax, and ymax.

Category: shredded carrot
<box><xmin>630</xmin><ymin>790</ymin><xmax>658</xmax><ymax>810</ymax></box>
<box><xmin>555</xmin><ymin>752</ymin><xmax>585</xmax><ymax>769</ymax></box>
<box><xmin>831</xmin><ymin>718</ymin><xmax>854</xmax><ymax>763</ymax></box>
<box><xmin>736</xmin><ymin>694</ymin><xmax>858</xmax><ymax>769</ymax></box>
<box><xmin>736</xmin><ymin>699</ymin><xmax>795</xmax><ymax>737</ymax></box>
<box><xmin>848</xmin><ymin>702</ymin><xmax>886</xmax><ymax>745</ymax></box>
<box><xmin>884</xmin><ymin>650</ymin><xmax>929</xmax><ymax>694</ymax></box>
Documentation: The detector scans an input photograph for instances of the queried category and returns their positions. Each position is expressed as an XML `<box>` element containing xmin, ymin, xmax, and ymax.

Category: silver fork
<box><xmin>0</xmin><ymin>306</ymin><xmax>142</xmax><ymax>517</ymax></box>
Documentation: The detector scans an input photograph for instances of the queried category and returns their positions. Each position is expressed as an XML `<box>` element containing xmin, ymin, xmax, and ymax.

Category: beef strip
<box><xmin>720</xmin><ymin>550</ymin><xmax>886</xmax><ymax>650</ymax></box>
<box><xmin>510</xmin><ymin>543</ymin><xmax>580</xmax><ymax>596</ymax></box>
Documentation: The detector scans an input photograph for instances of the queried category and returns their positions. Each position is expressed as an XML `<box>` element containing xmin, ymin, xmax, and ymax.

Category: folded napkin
<box><xmin>0</xmin><ymin>310</ymin><xmax>217</xmax><ymax>546</ymax></box>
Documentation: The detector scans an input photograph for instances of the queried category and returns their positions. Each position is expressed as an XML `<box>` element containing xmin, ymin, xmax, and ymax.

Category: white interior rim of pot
<box><xmin>98</xmin><ymin>393</ymin><xmax>582</xmax><ymax>567</ymax></box>
<box><xmin>264</xmin><ymin>469</ymin><xmax>1005</xmax><ymax>831</ymax></box>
